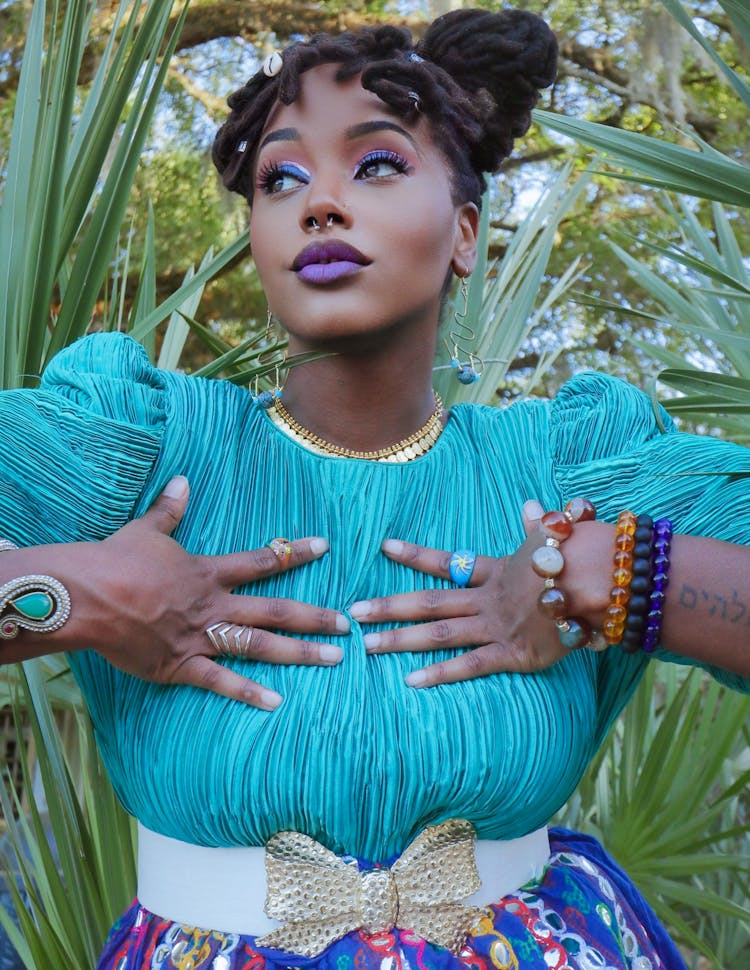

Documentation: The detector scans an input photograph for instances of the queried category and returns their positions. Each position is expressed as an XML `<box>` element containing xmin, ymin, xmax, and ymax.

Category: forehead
<box><xmin>258</xmin><ymin>62</ymin><xmax>428</xmax><ymax>149</ymax></box>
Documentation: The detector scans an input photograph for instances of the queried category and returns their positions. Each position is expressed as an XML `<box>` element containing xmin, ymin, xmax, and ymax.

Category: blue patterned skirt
<box><xmin>97</xmin><ymin>828</ymin><xmax>687</xmax><ymax>970</ymax></box>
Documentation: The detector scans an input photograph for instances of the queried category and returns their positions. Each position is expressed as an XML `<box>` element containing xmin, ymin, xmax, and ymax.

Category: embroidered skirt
<box><xmin>97</xmin><ymin>828</ymin><xmax>687</xmax><ymax>970</ymax></box>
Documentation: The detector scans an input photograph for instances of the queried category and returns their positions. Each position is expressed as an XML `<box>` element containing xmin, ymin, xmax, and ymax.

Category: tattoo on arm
<box><xmin>678</xmin><ymin>583</ymin><xmax>750</xmax><ymax>625</ymax></box>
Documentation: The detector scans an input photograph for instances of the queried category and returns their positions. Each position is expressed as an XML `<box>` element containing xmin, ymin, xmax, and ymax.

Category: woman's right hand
<box><xmin>0</xmin><ymin>477</ymin><xmax>348</xmax><ymax>709</ymax></box>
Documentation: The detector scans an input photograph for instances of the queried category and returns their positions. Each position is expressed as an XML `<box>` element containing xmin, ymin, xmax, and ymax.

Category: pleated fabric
<box><xmin>0</xmin><ymin>332</ymin><xmax>746</xmax><ymax>861</ymax></box>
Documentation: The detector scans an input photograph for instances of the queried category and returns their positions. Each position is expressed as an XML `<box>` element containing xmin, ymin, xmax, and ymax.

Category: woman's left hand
<box><xmin>349</xmin><ymin>501</ymin><xmax>613</xmax><ymax>687</ymax></box>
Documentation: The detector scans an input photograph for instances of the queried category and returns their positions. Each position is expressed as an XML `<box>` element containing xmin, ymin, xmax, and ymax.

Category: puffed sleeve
<box><xmin>0</xmin><ymin>332</ymin><xmax>165</xmax><ymax>546</ymax></box>
<box><xmin>548</xmin><ymin>372</ymin><xmax>750</xmax><ymax>734</ymax></box>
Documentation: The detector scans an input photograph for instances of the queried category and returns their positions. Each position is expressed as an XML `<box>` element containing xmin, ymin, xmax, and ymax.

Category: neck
<box><xmin>281</xmin><ymin>334</ymin><xmax>441</xmax><ymax>453</ymax></box>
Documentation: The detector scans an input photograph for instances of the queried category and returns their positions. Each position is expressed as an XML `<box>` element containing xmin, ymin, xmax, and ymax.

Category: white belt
<box><xmin>137</xmin><ymin>821</ymin><xmax>550</xmax><ymax>938</ymax></box>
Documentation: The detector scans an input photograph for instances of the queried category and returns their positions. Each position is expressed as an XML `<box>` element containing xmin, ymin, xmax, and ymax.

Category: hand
<box><xmin>2</xmin><ymin>477</ymin><xmax>348</xmax><ymax>710</ymax></box>
<box><xmin>349</xmin><ymin>501</ymin><xmax>612</xmax><ymax>688</ymax></box>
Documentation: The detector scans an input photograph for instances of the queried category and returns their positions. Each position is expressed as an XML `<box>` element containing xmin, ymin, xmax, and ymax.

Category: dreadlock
<box><xmin>212</xmin><ymin>8</ymin><xmax>558</xmax><ymax>207</ymax></box>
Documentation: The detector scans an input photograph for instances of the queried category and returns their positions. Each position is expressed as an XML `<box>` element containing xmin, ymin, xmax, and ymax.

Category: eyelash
<box><xmin>355</xmin><ymin>150</ymin><xmax>411</xmax><ymax>179</ymax></box>
<box><xmin>256</xmin><ymin>161</ymin><xmax>309</xmax><ymax>196</ymax></box>
<box><xmin>256</xmin><ymin>150</ymin><xmax>412</xmax><ymax>195</ymax></box>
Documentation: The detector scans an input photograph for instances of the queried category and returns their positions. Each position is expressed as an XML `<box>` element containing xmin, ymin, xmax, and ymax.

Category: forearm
<box><xmin>0</xmin><ymin>542</ymin><xmax>108</xmax><ymax>663</ymax></box>
<box><xmin>572</xmin><ymin>527</ymin><xmax>750</xmax><ymax>678</ymax></box>
<box><xmin>657</xmin><ymin>534</ymin><xmax>750</xmax><ymax>677</ymax></box>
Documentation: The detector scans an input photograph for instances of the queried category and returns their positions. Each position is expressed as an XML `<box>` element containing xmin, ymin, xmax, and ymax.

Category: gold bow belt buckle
<box><xmin>256</xmin><ymin>818</ymin><xmax>486</xmax><ymax>957</ymax></box>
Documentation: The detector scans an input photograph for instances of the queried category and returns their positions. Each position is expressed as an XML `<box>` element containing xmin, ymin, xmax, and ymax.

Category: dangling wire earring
<box><xmin>252</xmin><ymin>307</ymin><xmax>286</xmax><ymax>408</ymax></box>
<box><xmin>446</xmin><ymin>274</ymin><xmax>482</xmax><ymax>385</ymax></box>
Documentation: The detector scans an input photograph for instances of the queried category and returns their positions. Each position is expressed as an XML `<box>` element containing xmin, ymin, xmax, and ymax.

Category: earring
<box><xmin>253</xmin><ymin>360</ymin><xmax>286</xmax><ymax>409</ymax></box>
<box><xmin>253</xmin><ymin>308</ymin><xmax>286</xmax><ymax>408</ymax></box>
<box><xmin>446</xmin><ymin>275</ymin><xmax>482</xmax><ymax>385</ymax></box>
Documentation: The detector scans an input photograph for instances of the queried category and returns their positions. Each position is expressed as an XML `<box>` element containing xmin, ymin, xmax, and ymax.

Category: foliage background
<box><xmin>0</xmin><ymin>1</ymin><xmax>749</xmax><ymax>967</ymax></box>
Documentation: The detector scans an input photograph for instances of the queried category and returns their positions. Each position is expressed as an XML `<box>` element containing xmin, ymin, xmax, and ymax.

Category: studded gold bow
<box><xmin>256</xmin><ymin>818</ymin><xmax>485</xmax><ymax>957</ymax></box>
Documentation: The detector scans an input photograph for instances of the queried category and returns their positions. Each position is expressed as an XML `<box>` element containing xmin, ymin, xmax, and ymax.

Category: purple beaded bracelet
<box><xmin>641</xmin><ymin>517</ymin><xmax>673</xmax><ymax>653</ymax></box>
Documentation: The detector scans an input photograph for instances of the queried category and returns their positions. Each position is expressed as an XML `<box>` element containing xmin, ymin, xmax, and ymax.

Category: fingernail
<box><xmin>163</xmin><ymin>476</ymin><xmax>188</xmax><ymax>499</ymax></box>
<box><xmin>382</xmin><ymin>539</ymin><xmax>403</xmax><ymax>555</ymax></box>
<box><xmin>310</xmin><ymin>537</ymin><xmax>330</xmax><ymax>555</ymax></box>
<box><xmin>523</xmin><ymin>499</ymin><xmax>544</xmax><ymax>520</ymax></box>
<box><xmin>335</xmin><ymin>613</ymin><xmax>351</xmax><ymax>633</ymax></box>
<box><xmin>320</xmin><ymin>645</ymin><xmax>343</xmax><ymax>664</ymax></box>
<box><xmin>405</xmin><ymin>670</ymin><xmax>427</xmax><ymax>687</ymax></box>
<box><xmin>364</xmin><ymin>633</ymin><xmax>380</xmax><ymax>653</ymax></box>
<box><xmin>349</xmin><ymin>601</ymin><xmax>371</xmax><ymax>620</ymax></box>
<box><xmin>260</xmin><ymin>688</ymin><xmax>283</xmax><ymax>710</ymax></box>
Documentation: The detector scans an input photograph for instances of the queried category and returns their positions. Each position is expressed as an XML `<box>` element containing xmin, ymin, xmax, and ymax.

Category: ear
<box><xmin>451</xmin><ymin>202</ymin><xmax>479</xmax><ymax>277</ymax></box>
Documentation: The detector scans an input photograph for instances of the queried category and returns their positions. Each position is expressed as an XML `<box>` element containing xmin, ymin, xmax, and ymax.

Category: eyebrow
<box><xmin>258</xmin><ymin>119</ymin><xmax>420</xmax><ymax>153</ymax></box>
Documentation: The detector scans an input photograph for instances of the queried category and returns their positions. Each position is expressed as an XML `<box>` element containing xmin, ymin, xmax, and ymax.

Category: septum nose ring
<box><xmin>311</xmin><ymin>215</ymin><xmax>335</xmax><ymax>232</ymax></box>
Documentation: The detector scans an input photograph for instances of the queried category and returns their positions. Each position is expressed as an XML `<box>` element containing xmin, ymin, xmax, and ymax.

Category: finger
<box><xmin>221</xmin><ymin>594</ymin><xmax>350</xmax><ymax>635</ymax></box>
<box><xmin>404</xmin><ymin>645</ymin><xmax>509</xmax><ymax>688</ymax></box>
<box><xmin>211</xmin><ymin>537</ymin><xmax>330</xmax><ymax>587</ymax></box>
<box><xmin>363</xmin><ymin>617</ymin><xmax>485</xmax><ymax>655</ymax></box>
<box><xmin>137</xmin><ymin>476</ymin><xmax>190</xmax><ymax>535</ymax></box>
<box><xmin>174</xmin><ymin>655</ymin><xmax>283</xmax><ymax>710</ymax></box>
<box><xmin>204</xmin><ymin>623</ymin><xmax>344</xmax><ymax>667</ymax></box>
<box><xmin>349</xmin><ymin>587</ymin><xmax>475</xmax><ymax>624</ymax></box>
<box><xmin>379</xmin><ymin>539</ymin><xmax>491</xmax><ymax>587</ymax></box>
<box><xmin>522</xmin><ymin>499</ymin><xmax>545</xmax><ymax>537</ymax></box>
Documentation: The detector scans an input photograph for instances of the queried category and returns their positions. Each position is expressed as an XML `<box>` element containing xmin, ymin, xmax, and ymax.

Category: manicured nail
<box><xmin>405</xmin><ymin>670</ymin><xmax>427</xmax><ymax>688</ymax></box>
<box><xmin>523</xmin><ymin>499</ymin><xmax>544</xmax><ymax>520</ymax></box>
<box><xmin>349</xmin><ymin>601</ymin><xmax>371</xmax><ymax>620</ymax></box>
<box><xmin>163</xmin><ymin>475</ymin><xmax>188</xmax><ymax>498</ymax></box>
<box><xmin>382</xmin><ymin>539</ymin><xmax>404</xmax><ymax>556</ymax></box>
<box><xmin>310</xmin><ymin>537</ymin><xmax>329</xmax><ymax>555</ymax></box>
<box><xmin>260</xmin><ymin>688</ymin><xmax>283</xmax><ymax>710</ymax></box>
<box><xmin>335</xmin><ymin>613</ymin><xmax>351</xmax><ymax>633</ymax></box>
<box><xmin>320</xmin><ymin>645</ymin><xmax>344</xmax><ymax>664</ymax></box>
<box><xmin>364</xmin><ymin>633</ymin><xmax>380</xmax><ymax>653</ymax></box>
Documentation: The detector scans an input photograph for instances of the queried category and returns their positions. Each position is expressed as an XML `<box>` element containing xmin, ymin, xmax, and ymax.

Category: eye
<box><xmin>256</xmin><ymin>161</ymin><xmax>309</xmax><ymax>195</ymax></box>
<box><xmin>355</xmin><ymin>150</ymin><xmax>411</xmax><ymax>180</ymax></box>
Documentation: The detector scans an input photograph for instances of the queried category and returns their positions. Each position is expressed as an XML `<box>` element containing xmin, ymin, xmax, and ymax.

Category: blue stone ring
<box><xmin>448</xmin><ymin>549</ymin><xmax>476</xmax><ymax>588</ymax></box>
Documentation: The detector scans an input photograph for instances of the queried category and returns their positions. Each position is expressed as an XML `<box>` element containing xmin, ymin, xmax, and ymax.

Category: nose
<box><xmin>300</xmin><ymin>178</ymin><xmax>351</xmax><ymax>234</ymax></box>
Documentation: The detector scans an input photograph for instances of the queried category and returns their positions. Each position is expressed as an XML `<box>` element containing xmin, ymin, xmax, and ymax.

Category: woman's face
<box><xmin>249</xmin><ymin>64</ymin><xmax>478</xmax><ymax>353</ymax></box>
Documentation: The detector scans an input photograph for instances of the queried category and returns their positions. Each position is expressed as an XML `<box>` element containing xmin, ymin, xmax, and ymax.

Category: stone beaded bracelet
<box><xmin>532</xmin><ymin>498</ymin><xmax>596</xmax><ymax>650</ymax></box>
<box><xmin>641</xmin><ymin>517</ymin><xmax>673</xmax><ymax>653</ymax></box>
<box><xmin>620</xmin><ymin>514</ymin><xmax>654</xmax><ymax>654</ymax></box>
<box><xmin>603</xmin><ymin>513</ymin><xmax>674</xmax><ymax>652</ymax></box>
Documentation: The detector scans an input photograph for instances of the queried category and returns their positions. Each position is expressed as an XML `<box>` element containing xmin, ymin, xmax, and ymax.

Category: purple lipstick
<box><xmin>292</xmin><ymin>241</ymin><xmax>370</xmax><ymax>284</ymax></box>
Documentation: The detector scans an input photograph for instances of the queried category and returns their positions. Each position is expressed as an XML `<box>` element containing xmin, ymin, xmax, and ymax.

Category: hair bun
<box><xmin>416</xmin><ymin>8</ymin><xmax>558</xmax><ymax>172</ymax></box>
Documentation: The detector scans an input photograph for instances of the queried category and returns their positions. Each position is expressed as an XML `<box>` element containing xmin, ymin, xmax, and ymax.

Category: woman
<box><xmin>1</xmin><ymin>8</ymin><xmax>748</xmax><ymax>969</ymax></box>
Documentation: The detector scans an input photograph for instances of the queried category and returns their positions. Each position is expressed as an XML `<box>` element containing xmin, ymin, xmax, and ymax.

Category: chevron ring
<box><xmin>206</xmin><ymin>622</ymin><xmax>256</xmax><ymax>657</ymax></box>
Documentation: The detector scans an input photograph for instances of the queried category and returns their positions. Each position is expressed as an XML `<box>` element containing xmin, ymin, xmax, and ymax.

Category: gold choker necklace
<box><xmin>268</xmin><ymin>393</ymin><xmax>445</xmax><ymax>462</ymax></box>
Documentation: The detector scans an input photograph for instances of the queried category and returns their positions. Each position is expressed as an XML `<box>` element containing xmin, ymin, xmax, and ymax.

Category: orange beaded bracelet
<box><xmin>602</xmin><ymin>509</ymin><xmax>637</xmax><ymax>645</ymax></box>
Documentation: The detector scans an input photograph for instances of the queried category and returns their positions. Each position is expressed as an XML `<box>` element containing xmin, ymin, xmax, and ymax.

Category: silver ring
<box><xmin>206</xmin><ymin>622</ymin><xmax>256</xmax><ymax>657</ymax></box>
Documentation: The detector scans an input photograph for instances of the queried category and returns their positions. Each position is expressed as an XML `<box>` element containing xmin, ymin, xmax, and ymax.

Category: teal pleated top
<box><xmin>1</xmin><ymin>333</ymin><xmax>749</xmax><ymax>861</ymax></box>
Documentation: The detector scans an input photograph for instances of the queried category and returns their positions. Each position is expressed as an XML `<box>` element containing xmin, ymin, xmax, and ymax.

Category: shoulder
<box><xmin>549</xmin><ymin>371</ymin><xmax>675</xmax><ymax>466</ymax></box>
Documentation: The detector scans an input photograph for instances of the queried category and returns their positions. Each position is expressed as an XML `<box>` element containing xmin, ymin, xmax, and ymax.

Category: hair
<box><xmin>212</xmin><ymin>8</ymin><xmax>558</xmax><ymax>208</ymax></box>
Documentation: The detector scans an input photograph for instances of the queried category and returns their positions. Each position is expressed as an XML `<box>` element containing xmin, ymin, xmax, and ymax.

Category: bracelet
<box><xmin>641</xmin><ymin>517</ymin><xmax>673</xmax><ymax>653</ymax></box>
<box><xmin>602</xmin><ymin>510</ymin><xmax>637</xmax><ymax>646</ymax></box>
<box><xmin>0</xmin><ymin>538</ymin><xmax>71</xmax><ymax>639</ymax></box>
<box><xmin>619</xmin><ymin>514</ymin><xmax>654</xmax><ymax>654</ymax></box>
<box><xmin>532</xmin><ymin>498</ymin><xmax>596</xmax><ymax>650</ymax></box>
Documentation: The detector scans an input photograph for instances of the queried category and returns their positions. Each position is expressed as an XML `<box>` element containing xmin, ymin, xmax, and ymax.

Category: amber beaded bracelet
<box><xmin>602</xmin><ymin>510</ymin><xmax>637</xmax><ymax>646</ymax></box>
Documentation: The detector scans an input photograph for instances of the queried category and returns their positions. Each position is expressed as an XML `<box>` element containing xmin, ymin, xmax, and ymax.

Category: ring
<box><xmin>206</xmin><ymin>622</ymin><xmax>255</xmax><ymax>657</ymax></box>
<box><xmin>268</xmin><ymin>537</ymin><xmax>293</xmax><ymax>568</ymax></box>
<box><xmin>448</xmin><ymin>549</ymin><xmax>476</xmax><ymax>588</ymax></box>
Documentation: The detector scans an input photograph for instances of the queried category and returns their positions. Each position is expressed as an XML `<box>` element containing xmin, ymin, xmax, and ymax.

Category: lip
<box><xmin>292</xmin><ymin>241</ymin><xmax>371</xmax><ymax>284</ymax></box>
